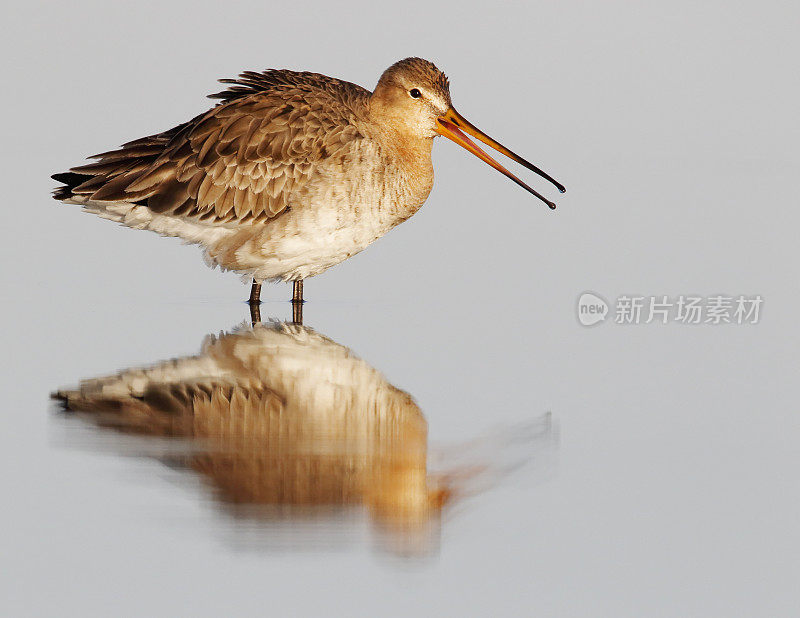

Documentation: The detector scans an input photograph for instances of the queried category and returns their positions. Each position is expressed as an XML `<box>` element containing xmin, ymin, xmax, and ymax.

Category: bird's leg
<box><xmin>292</xmin><ymin>279</ymin><xmax>304</xmax><ymax>304</ymax></box>
<box><xmin>291</xmin><ymin>279</ymin><xmax>304</xmax><ymax>325</ymax></box>
<box><xmin>292</xmin><ymin>299</ymin><xmax>303</xmax><ymax>325</ymax></box>
<box><xmin>249</xmin><ymin>303</ymin><xmax>262</xmax><ymax>325</ymax></box>
<box><xmin>249</xmin><ymin>280</ymin><xmax>262</xmax><ymax>305</ymax></box>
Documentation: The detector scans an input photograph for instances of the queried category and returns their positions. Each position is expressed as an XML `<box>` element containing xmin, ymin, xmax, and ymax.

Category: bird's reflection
<box><xmin>53</xmin><ymin>319</ymin><xmax>556</xmax><ymax>556</ymax></box>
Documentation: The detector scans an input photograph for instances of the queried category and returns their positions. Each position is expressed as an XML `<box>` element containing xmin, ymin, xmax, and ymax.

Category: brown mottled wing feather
<box><xmin>56</xmin><ymin>376</ymin><xmax>284</xmax><ymax>439</ymax></box>
<box><xmin>59</xmin><ymin>70</ymin><xmax>370</xmax><ymax>225</ymax></box>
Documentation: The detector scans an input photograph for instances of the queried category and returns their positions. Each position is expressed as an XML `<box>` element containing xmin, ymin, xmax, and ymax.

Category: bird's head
<box><xmin>371</xmin><ymin>57</ymin><xmax>453</xmax><ymax>139</ymax></box>
<box><xmin>371</xmin><ymin>57</ymin><xmax>565</xmax><ymax>209</ymax></box>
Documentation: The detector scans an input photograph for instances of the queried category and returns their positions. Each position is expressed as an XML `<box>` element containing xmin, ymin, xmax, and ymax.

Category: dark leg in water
<box><xmin>250</xmin><ymin>302</ymin><xmax>261</xmax><ymax>325</ymax></box>
<box><xmin>291</xmin><ymin>280</ymin><xmax>304</xmax><ymax>325</ymax></box>
<box><xmin>292</xmin><ymin>300</ymin><xmax>303</xmax><ymax>325</ymax></box>
<box><xmin>249</xmin><ymin>281</ymin><xmax>262</xmax><ymax>305</ymax></box>
<box><xmin>292</xmin><ymin>279</ymin><xmax>304</xmax><ymax>303</ymax></box>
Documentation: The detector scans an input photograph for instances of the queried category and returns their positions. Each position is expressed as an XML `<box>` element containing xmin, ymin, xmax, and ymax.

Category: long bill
<box><xmin>435</xmin><ymin>107</ymin><xmax>565</xmax><ymax>210</ymax></box>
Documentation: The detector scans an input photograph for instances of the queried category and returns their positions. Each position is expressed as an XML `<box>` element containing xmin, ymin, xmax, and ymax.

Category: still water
<box><xmin>4</xmin><ymin>0</ymin><xmax>800</xmax><ymax>613</ymax></box>
<box><xmin>4</xmin><ymin>291</ymin><xmax>797</xmax><ymax>616</ymax></box>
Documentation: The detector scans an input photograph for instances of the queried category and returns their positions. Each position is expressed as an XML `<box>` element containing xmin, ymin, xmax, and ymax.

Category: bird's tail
<box><xmin>50</xmin><ymin>119</ymin><xmax>190</xmax><ymax>204</ymax></box>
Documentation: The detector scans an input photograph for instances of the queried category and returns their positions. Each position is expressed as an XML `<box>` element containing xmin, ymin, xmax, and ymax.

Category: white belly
<box><xmin>247</xmin><ymin>197</ymin><xmax>412</xmax><ymax>282</ymax></box>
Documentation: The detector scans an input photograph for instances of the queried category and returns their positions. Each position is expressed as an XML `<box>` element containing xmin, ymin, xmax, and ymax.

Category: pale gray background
<box><xmin>1</xmin><ymin>0</ymin><xmax>798</xmax><ymax>616</ymax></box>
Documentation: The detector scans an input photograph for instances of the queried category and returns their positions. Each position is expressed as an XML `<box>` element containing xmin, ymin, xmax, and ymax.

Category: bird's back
<box><xmin>53</xmin><ymin>69</ymin><xmax>372</xmax><ymax>227</ymax></box>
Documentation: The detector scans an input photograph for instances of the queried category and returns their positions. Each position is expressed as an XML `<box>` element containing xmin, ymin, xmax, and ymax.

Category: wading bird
<box><xmin>53</xmin><ymin>58</ymin><xmax>565</xmax><ymax>306</ymax></box>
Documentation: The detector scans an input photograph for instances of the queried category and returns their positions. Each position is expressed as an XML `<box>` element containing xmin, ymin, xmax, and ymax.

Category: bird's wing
<box><xmin>63</xmin><ymin>70</ymin><xmax>370</xmax><ymax>224</ymax></box>
<box><xmin>53</xmin><ymin>329</ymin><xmax>284</xmax><ymax>437</ymax></box>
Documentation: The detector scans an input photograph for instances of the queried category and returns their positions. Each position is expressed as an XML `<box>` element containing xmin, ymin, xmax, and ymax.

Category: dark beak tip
<box><xmin>558</xmin><ymin>186</ymin><xmax>566</xmax><ymax>194</ymax></box>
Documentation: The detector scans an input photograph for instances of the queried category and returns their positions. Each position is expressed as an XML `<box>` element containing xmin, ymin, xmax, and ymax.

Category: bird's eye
<box><xmin>409</xmin><ymin>88</ymin><xmax>422</xmax><ymax>99</ymax></box>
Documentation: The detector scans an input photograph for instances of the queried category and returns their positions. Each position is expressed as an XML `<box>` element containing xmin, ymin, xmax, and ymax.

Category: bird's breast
<box><xmin>311</xmin><ymin>136</ymin><xmax>434</xmax><ymax>230</ymax></box>
<box><xmin>240</xmin><ymin>138</ymin><xmax>435</xmax><ymax>281</ymax></box>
